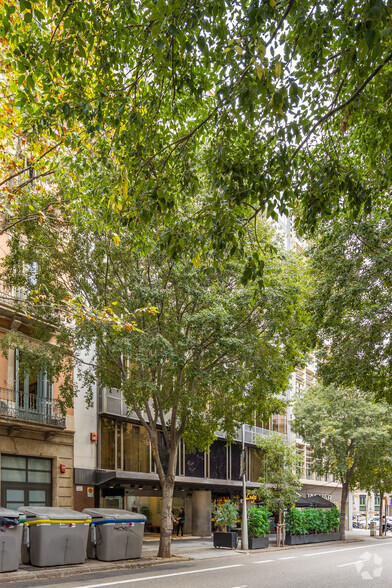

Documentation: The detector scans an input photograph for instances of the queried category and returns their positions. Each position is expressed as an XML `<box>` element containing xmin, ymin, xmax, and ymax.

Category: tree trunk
<box><xmin>339</xmin><ymin>481</ymin><xmax>349</xmax><ymax>540</ymax></box>
<box><xmin>157</xmin><ymin>475</ymin><xmax>175</xmax><ymax>558</ymax></box>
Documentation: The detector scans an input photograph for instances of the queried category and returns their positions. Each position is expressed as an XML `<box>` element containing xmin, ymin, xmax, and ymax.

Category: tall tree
<box><xmin>255</xmin><ymin>432</ymin><xmax>301</xmax><ymax>539</ymax></box>
<box><xmin>307</xmin><ymin>215</ymin><xmax>392</xmax><ymax>402</ymax></box>
<box><xmin>293</xmin><ymin>384</ymin><xmax>392</xmax><ymax>540</ymax></box>
<box><xmin>2</xmin><ymin>212</ymin><xmax>310</xmax><ymax>557</ymax></box>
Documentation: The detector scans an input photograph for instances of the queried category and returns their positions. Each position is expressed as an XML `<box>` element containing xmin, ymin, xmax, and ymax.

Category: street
<box><xmin>12</xmin><ymin>537</ymin><xmax>392</xmax><ymax>588</ymax></box>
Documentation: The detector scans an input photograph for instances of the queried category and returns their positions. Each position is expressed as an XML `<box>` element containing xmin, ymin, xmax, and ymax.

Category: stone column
<box><xmin>192</xmin><ymin>490</ymin><xmax>211</xmax><ymax>537</ymax></box>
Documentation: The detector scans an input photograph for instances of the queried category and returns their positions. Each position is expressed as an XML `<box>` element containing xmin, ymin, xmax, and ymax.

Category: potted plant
<box><xmin>247</xmin><ymin>505</ymin><xmax>270</xmax><ymax>549</ymax></box>
<box><xmin>285</xmin><ymin>507</ymin><xmax>341</xmax><ymax>545</ymax></box>
<box><xmin>213</xmin><ymin>500</ymin><xmax>239</xmax><ymax>549</ymax></box>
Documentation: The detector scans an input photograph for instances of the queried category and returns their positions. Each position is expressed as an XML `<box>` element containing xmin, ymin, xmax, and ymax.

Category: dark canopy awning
<box><xmin>295</xmin><ymin>495</ymin><xmax>335</xmax><ymax>508</ymax></box>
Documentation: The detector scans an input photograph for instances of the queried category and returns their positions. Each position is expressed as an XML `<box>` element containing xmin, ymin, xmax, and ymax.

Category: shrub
<box><xmin>247</xmin><ymin>506</ymin><xmax>271</xmax><ymax>538</ymax></box>
<box><xmin>285</xmin><ymin>507</ymin><xmax>341</xmax><ymax>535</ymax></box>
<box><xmin>213</xmin><ymin>500</ymin><xmax>239</xmax><ymax>530</ymax></box>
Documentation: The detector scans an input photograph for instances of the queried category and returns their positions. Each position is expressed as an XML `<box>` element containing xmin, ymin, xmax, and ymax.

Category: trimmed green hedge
<box><xmin>285</xmin><ymin>507</ymin><xmax>340</xmax><ymax>536</ymax></box>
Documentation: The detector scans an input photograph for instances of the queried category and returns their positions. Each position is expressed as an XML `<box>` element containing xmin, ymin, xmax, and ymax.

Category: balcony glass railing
<box><xmin>0</xmin><ymin>387</ymin><xmax>66</xmax><ymax>427</ymax></box>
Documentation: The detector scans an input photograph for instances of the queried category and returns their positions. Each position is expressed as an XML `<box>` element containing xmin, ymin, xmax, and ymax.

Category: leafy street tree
<box><xmin>255</xmin><ymin>431</ymin><xmax>301</xmax><ymax>540</ymax></box>
<box><xmin>307</xmin><ymin>215</ymin><xmax>392</xmax><ymax>403</ymax></box>
<box><xmin>2</xmin><ymin>212</ymin><xmax>310</xmax><ymax>557</ymax></box>
<box><xmin>292</xmin><ymin>384</ymin><xmax>392</xmax><ymax>540</ymax></box>
<box><xmin>2</xmin><ymin>1</ymin><xmax>392</xmax><ymax>261</ymax></box>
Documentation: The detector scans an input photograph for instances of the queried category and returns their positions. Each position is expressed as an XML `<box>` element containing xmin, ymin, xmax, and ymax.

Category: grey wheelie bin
<box><xmin>18</xmin><ymin>506</ymin><xmax>91</xmax><ymax>567</ymax></box>
<box><xmin>83</xmin><ymin>508</ymin><xmax>146</xmax><ymax>561</ymax></box>
<box><xmin>0</xmin><ymin>508</ymin><xmax>23</xmax><ymax>572</ymax></box>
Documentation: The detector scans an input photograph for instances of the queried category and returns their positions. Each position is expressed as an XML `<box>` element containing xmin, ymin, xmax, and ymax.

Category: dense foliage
<box><xmin>255</xmin><ymin>432</ymin><xmax>302</xmax><ymax>514</ymax></box>
<box><xmin>293</xmin><ymin>384</ymin><xmax>392</xmax><ymax>539</ymax></box>
<box><xmin>2</xmin><ymin>1</ymin><xmax>392</xmax><ymax>274</ymax></box>
<box><xmin>308</xmin><ymin>215</ymin><xmax>392</xmax><ymax>403</ymax></box>
<box><xmin>213</xmin><ymin>500</ymin><xmax>239</xmax><ymax>531</ymax></box>
<box><xmin>247</xmin><ymin>505</ymin><xmax>271</xmax><ymax>538</ymax></box>
<box><xmin>285</xmin><ymin>507</ymin><xmax>340</xmax><ymax>536</ymax></box>
<box><xmin>1</xmin><ymin>210</ymin><xmax>309</xmax><ymax>557</ymax></box>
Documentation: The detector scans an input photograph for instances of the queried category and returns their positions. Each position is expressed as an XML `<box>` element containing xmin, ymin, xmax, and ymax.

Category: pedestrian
<box><xmin>382</xmin><ymin>515</ymin><xmax>386</xmax><ymax>534</ymax></box>
<box><xmin>170</xmin><ymin>510</ymin><xmax>176</xmax><ymax>536</ymax></box>
<box><xmin>177</xmin><ymin>507</ymin><xmax>185</xmax><ymax>537</ymax></box>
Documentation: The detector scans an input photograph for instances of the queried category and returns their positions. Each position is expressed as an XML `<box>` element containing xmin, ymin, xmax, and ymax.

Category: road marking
<box><xmin>338</xmin><ymin>561</ymin><xmax>363</xmax><ymax>568</ymax></box>
<box><xmin>278</xmin><ymin>556</ymin><xmax>298</xmax><ymax>560</ymax></box>
<box><xmin>254</xmin><ymin>559</ymin><xmax>274</xmax><ymax>564</ymax></box>
<box><xmin>302</xmin><ymin>541</ymin><xmax>392</xmax><ymax>557</ymax></box>
<box><xmin>75</xmin><ymin>564</ymin><xmax>244</xmax><ymax>587</ymax></box>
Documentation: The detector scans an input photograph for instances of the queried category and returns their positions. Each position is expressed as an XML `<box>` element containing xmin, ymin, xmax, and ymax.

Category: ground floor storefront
<box><xmin>74</xmin><ymin>468</ymin><xmax>260</xmax><ymax>536</ymax></box>
<box><xmin>0</xmin><ymin>420</ymin><xmax>74</xmax><ymax>509</ymax></box>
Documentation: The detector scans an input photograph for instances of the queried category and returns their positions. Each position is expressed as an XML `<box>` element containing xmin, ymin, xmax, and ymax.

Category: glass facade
<box><xmin>249</xmin><ymin>447</ymin><xmax>262</xmax><ymax>482</ymax></box>
<box><xmin>185</xmin><ymin>449</ymin><xmax>205</xmax><ymax>477</ymax></box>
<box><xmin>210</xmin><ymin>441</ymin><xmax>227</xmax><ymax>479</ymax></box>
<box><xmin>99</xmin><ymin>416</ymin><xmax>278</xmax><ymax>485</ymax></box>
<box><xmin>230</xmin><ymin>444</ymin><xmax>241</xmax><ymax>481</ymax></box>
<box><xmin>100</xmin><ymin>418</ymin><xmax>150</xmax><ymax>472</ymax></box>
<box><xmin>123</xmin><ymin>423</ymin><xmax>150</xmax><ymax>473</ymax></box>
<box><xmin>100</xmin><ymin>417</ymin><xmax>116</xmax><ymax>469</ymax></box>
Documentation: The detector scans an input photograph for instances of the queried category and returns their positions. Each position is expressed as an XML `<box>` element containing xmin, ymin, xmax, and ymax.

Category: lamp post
<box><xmin>241</xmin><ymin>424</ymin><xmax>248</xmax><ymax>550</ymax></box>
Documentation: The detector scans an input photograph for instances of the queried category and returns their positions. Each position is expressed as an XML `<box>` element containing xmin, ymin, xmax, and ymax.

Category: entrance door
<box><xmin>1</xmin><ymin>455</ymin><xmax>52</xmax><ymax>509</ymax></box>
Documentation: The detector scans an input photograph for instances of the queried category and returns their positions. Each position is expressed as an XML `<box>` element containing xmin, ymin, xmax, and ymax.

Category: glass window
<box><xmin>29</xmin><ymin>490</ymin><xmax>46</xmax><ymax>503</ymax></box>
<box><xmin>375</xmin><ymin>496</ymin><xmax>381</xmax><ymax>509</ymax></box>
<box><xmin>1</xmin><ymin>455</ymin><xmax>26</xmax><ymax>469</ymax></box>
<box><xmin>359</xmin><ymin>495</ymin><xmax>366</xmax><ymax>511</ymax></box>
<box><xmin>249</xmin><ymin>448</ymin><xmax>262</xmax><ymax>482</ymax></box>
<box><xmin>231</xmin><ymin>444</ymin><xmax>241</xmax><ymax>481</ymax></box>
<box><xmin>209</xmin><ymin>441</ymin><xmax>227</xmax><ymax>479</ymax></box>
<box><xmin>101</xmin><ymin>418</ymin><xmax>116</xmax><ymax>469</ymax></box>
<box><xmin>28</xmin><ymin>457</ymin><xmax>52</xmax><ymax>471</ymax></box>
<box><xmin>1</xmin><ymin>469</ymin><xmax>26</xmax><ymax>482</ymax></box>
<box><xmin>28</xmin><ymin>471</ymin><xmax>51</xmax><ymax>483</ymax></box>
<box><xmin>185</xmin><ymin>449</ymin><xmax>204</xmax><ymax>477</ymax></box>
<box><xmin>1</xmin><ymin>454</ymin><xmax>52</xmax><ymax>508</ymax></box>
<box><xmin>123</xmin><ymin>423</ymin><xmax>150</xmax><ymax>473</ymax></box>
<box><xmin>6</xmin><ymin>489</ymin><xmax>24</xmax><ymax>504</ymax></box>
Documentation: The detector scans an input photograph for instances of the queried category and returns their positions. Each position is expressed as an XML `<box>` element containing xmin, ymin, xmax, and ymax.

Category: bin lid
<box><xmin>0</xmin><ymin>507</ymin><xmax>20</xmax><ymax>518</ymax></box>
<box><xmin>18</xmin><ymin>506</ymin><xmax>91</xmax><ymax>521</ymax></box>
<box><xmin>82</xmin><ymin>508</ymin><xmax>146</xmax><ymax>522</ymax></box>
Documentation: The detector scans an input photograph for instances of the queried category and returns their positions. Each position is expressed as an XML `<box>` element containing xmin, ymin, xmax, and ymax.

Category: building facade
<box><xmin>0</xmin><ymin>239</ymin><xmax>74</xmax><ymax>510</ymax></box>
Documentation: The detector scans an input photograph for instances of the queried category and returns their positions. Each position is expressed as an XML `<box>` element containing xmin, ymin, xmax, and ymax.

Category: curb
<box><xmin>0</xmin><ymin>536</ymin><xmax>367</xmax><ymax>584</ymax></box>
<box><xmin>0</xmin><ymin>555</ymin><xmax>191</xmax><ymax>585</ymax></box>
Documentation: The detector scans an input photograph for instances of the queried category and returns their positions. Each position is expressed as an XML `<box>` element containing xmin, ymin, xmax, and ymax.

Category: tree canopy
<box><xmin>2</xmin><ymin>0</ymin><xmax>392</xmax><ymax>269</ymax></box>
<box><xmin>307</xmin><ymin>214</ymin><xmax>392</xmax><ymax>402</ymax></box>
<box><xmin>2</xmin><ymin>210</ymin><xmax>310</xmax><ymax>556</ymax></box>
<box><xmin>293</xmin><ymin>383</ymin><xmax>392</xmax><ymax>539</ymax></box>
<box><xmin>255</xmin><ymin>431</ymin><xmax>301</xmax><ymax>514</ymax></box>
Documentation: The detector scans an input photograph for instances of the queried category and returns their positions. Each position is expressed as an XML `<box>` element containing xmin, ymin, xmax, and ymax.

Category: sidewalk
<box><xmin>0</xmin><ymin>530</ymin><xmax>371</xmax><ymax>585</ymax></box>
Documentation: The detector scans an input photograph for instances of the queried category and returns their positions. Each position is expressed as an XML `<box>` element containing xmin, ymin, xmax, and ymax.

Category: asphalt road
<box><xmin>12</xmin><ymin>537</ymin><xmax>392</xmax><ymax>588</ymax></box>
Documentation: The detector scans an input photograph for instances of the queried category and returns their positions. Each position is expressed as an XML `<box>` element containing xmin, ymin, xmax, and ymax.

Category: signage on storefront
<box><xmin>87</xmin><ymin>486</ymin><xmax>94</xmax><ymax>498</ymax></box>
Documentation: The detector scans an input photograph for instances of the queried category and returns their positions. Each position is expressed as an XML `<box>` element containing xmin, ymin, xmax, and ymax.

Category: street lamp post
<box><xmin>241</xmin><ymin>424</ymin><xmax>248</xmax><ymax>550</ymax></box>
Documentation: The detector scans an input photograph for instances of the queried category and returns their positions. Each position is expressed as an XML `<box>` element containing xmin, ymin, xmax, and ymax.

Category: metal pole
<box><xmin>241</xmin><ymin>424</ymin><xmax>248</xmax><ymax>550</ymax></box>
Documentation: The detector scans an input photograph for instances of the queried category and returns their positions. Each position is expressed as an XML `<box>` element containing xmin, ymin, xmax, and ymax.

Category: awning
<box><xmin>295</xmin><ymin>495</ymin><xmax>336</xmax><ymax>508</ymax></box>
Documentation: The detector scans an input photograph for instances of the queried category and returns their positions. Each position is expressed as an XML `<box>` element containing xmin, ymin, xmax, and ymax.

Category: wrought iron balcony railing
<box><xmin>0</xmin><ymin>387</ymin><xmax>66</xmax><ymax>428</ymax></box>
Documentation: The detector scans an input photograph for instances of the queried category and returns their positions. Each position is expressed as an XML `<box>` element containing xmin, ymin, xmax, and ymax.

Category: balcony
<box><xmin>0</xmin><ymin>387</ymin><xmax>66</xmax><ymax>428</ymax></box>
<box><xmin>98</xmin><ymin>387</ymin><xmax>145</xmax><ymax>421</ymax></box>
<box><xmin>0</xmin><ymin>279</ymin><xmax>25</xmax><ymax>304</ymax></box>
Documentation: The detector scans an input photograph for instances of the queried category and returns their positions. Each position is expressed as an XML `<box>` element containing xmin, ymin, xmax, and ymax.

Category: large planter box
<box><xmin>248</xmin><ymin>535</ymin><xmax>269</xmax><ymax>549</ymax></box>
<box><xmin>213</xmin><ymin>531</ymin><xmax>238</xmax><ymax>549</ymax></box>
<box><xmin>285</xmin><ymin>532</ymin><xmax>340</xmax><ymax>545</ymax></box>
